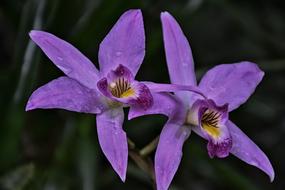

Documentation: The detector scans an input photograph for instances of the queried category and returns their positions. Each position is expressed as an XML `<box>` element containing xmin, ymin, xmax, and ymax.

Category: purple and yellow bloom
<box><xmin>129</xmin><ymin>12</ymin><xmax>275</xmax><ymax>190</ymax></box>
<box><xmin>26</xmin><ymin>9</ymin><xmax>157</xmax><ymax>181</ymax></box>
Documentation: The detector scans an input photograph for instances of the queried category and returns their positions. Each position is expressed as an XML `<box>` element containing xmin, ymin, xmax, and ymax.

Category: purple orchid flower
<box><xmin>129</xmin><ymin>12</ymin><xmax>275</xmax><ymax>190</ymax></box>
<box><xmin>26</xmin><ymin>9</ymin><xmax>160</xmax><ymax>181</ymax></box>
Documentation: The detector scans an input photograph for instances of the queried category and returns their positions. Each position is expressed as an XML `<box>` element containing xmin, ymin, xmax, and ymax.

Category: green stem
<box><xmin>127</xmin><ymin>137</ymin><xmax>159</xmax><ymax>189</ymax></box>
<box><xmin>139</xmin><ymin>136</ymin><xmax>159</xmax><ymax>157</ymax></box>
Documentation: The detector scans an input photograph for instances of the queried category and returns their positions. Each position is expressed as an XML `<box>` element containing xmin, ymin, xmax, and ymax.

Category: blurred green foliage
<box><xmin>0</xmin><ymin>0</ymin><xmax>284</xmax><ymax>189</ymax></box>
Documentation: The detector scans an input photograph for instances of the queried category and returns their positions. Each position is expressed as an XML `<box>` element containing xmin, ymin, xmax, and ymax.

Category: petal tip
<box><xmin>265</xmin><ymin>163</ymin><xmax>275</xmax><ymax>182</ymax></box>
<box><xmin>160</xmin><ymin>11</ymin><xmax>176</xmax><ymax>24</ymax></box>
<box><xmin>29</xmin><ymin>30</ymin><xmax>44</xmax><ymax>40</ymax></box>
<box><xmin>160</xmin><ymin>11</ymin><xmax>171</xmax><ymax>18</ymax></box>
<box><xmin>119</xmin><ymin>172</ymin><xmax>126</xmax><ymax>182</ymax></box>
<box><xmin>113</xmin><ymin>161</ymin><xmax>127</xmax><ymax>182</ymax></box>
<box><xmin>124</xmin><ymin>9</ymin><xmax>142</xmax><ymax>19</ymax></box>
<box><xmin>29</xmin><ymin>30</ymin><xmax>39</xmax><ymax>37</ymax></box>
<box><xmin>270</xmin><ymin>172</ymin><xmax>275</xmax><ymax>182</ymax></box>
<box><xmin>246</xmin><ymin>61</ymin><xmax>265</xmax><ymax>81</ymax></box>
<box><xmin>25</xmin><ymin>101</ymin><xmax>35</xmax><ymax>111</ymax></box>
<box><xmin>241</xmin><ymin>61</ymin><xmax>265</xmax><ymax>78</ymax></box>
<box><xmin>132</xmin><ymin>9</ymin><xmax>142</xmax><ymax>14</ymax></box>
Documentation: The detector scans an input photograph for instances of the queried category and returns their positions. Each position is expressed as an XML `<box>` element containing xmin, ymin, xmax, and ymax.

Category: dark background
<box><xmin>0</xmin><ymin>0</ymin><xmax>284</xmax><ymax>189</ymax></box>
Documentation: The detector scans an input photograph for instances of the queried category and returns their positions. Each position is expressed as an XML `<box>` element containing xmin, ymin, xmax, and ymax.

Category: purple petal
<box><xmin>29</xmin><ymin>30</ymin><xmax>99</xmax><ymax>89</ymax></box>
<box><xmin>161</xmin><ymin>12</ymin><xmax>196</xmax><ymax>106</ymax></box>
<box><xmin>128</xmin><ymin>92</ymin><xmax>186</xmax><ymax>123</ymax></box>
<box><xmin>199</xmin><ymin>62</ymin><xmax>264</xmax><ymax>111</ymax></box>
<box><xmin>228</xmin><ymin>120</ymin><xmax>275</xmax><ymax>182</ymax></box>
<box><xmin>155</xmin><ymin>122</ymin><xmax>190</xmax><ymax>190</ymax></box>
<box><xmin>96</xmin><ymin>108</ymin><xmax>128</xmax><ymax>181</ymax></box>
<box><xmin>99</xmin><ymin>9</ymin><xmax>145</xmax><ymax>76</ymax></box>
<box><xmin>26</xmin><ymin>76</ymin><xmax>105</xmax><ymax>114</ymax></box>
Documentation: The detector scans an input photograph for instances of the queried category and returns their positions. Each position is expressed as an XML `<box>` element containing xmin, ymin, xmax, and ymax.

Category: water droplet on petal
<box><xmin>57</xmin><ymin>65</ymin><xmax>72</xmax><ymax>74</ymax></box>
<box><xmin>98</xmin><ymin>105</ymin><xmax>105</xmax><ymax>111</ymax></box>
<box><xmin>112</xmin><ymin>126</ymin><xmax>119</xmax><ymax>135</ymax></box>
<box><xmin>182</xmin><ymin>61</ymin><xmax>188</xmax><ymax>67</ymax></box>
<box><xmin>182</xmin><ymin>130</ymin><xmax>188</xmax><ymax>137</ymax></box>
<box><xmin>57</xmin><ymin>56</ymin><xmax>63</xmax><ymax>61</ymax></box>
<box><xmin>115</xmin><ymin>51</ymin><xmax>122</xmax><ymax>57</ymax></box>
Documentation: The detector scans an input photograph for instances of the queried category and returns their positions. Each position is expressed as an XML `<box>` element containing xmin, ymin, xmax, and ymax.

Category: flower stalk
<box><xmin>127</xmin><ymin>137</ymin><xmax>156</xmax><ymax>188</ymax></box>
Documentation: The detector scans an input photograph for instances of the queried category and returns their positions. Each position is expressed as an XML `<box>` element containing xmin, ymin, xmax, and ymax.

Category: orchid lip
<box><xmin>196</xmin><ymin>100</ymin><xmax>228</xmax><ymax>140</ymax></box>
<box><xmin>200</xmin><ymin>107</ymin><xmax>233</xmax><ymax>158</ymax></box>
<box><xmin>97</xmin><ymin>64</ymin><xmax>153</xmax><ymax>110</ymax></box>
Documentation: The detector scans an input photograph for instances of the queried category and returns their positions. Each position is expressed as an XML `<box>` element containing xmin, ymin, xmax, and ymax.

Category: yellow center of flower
<box><xmin>109</xmin><ymin>78</ymin><xmax>135</xmax><ymax>98</ymax></box>
<box><xmin>201</xmin><ymin>110</ymin><xmax>221</xmax><ymax>139</ymax></box>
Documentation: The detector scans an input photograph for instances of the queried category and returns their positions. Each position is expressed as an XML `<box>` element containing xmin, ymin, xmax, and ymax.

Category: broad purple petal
<box><xmin>128</xmin><ymin>92</ymin><xmax>186</xmax><ymax>123</ymax></box>
<box><xmin>199</xmin><ymin>62</ymin><xmax>264</xmax><ymax>111</ymax></box>
<box><xmin>161</xmin><ymin>12</ymin><xmax>196</xmax><ymax>106</ymax></box>
<box><xmin>99</xmin><ymin>9</ymin><xmax>145</xmax><ymax>76</ymax></box>
<box><xmin>228</xmin><ymin>120</ymin><xmax>275</xmax><ymax>182</ymax></box>
<box><xmin>155</xmin><ymin>122</ymin><xmax>190</xmax><ymax>190</ymax></box>
<box><xmin>29</xmin><ymin>30</ymin><xmax>99</xmax><ymax>89</ymax></box>
<box><xmin>26</xmin><ymin>76</ymin><xmax>105</xmax><ymax>114</ymax></box>
<box><xmin>96</xmin><ymin>108</ymin><xmax>128</xmax><ymax>181</ymax></box>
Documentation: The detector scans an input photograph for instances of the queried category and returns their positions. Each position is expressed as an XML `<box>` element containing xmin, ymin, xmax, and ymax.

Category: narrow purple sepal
<box><xmin>155</xmin><ymin>122</ymin><xmax>190</xmax><ymax>190</ymax></box>
<box><xmin>161</xmin><ymin>11</ymin><xmax>196</xmax><ymax>106</ymax></box>
<box><xmin>228</xmin><ymin>120</ymin><xmax>275</xmax><ymax>182</ymax></box>
<box><xmin>29</xmin><ymin>30</ymin><xmax>99</xmax><ymax>89</ymax></box>
<box><xmin>96</xmin><ymin>108</ymin><xmax>128</xmax><ymax>182</ymax></box>
<box><xmin>144</xmin><ymin>82</ymin><xmax>206</xmax><ymax>99</ymax></box>
<box><xmin>26</xmin><ymin>76</ymin><xmax>105</xmax><ymax>114</ymax></box>
<box><xmin>199</xmin><ymin>62</ymin><xmax>264</xmax><ymax>111</ymax></box>
<box><xmin>99</xmin><ymin>9</ymin><xmax>145</xmax><ymax>76</ymax></box>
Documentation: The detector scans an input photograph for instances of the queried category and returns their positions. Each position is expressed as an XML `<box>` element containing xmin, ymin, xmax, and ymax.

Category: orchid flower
<box><xmin>25</xmin><ymin>9</ymin><xmax>185</xmax><ymax>181</ymax></box>
<box><xmin>129</xmin><ymin>12</ymin><xmax>275</xmax><ymax>190</ymax></box>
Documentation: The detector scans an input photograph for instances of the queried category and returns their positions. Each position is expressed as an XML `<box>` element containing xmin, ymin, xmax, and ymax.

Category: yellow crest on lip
<box><xmin>201</xmin><ymin>110</ymin><xmax>221</xmax><ymax>139</ymax></box>
<box><xmin>120</xmin><ymin>88</ymin><xmax>135</xmax><ymax>98</ymax></box>
<box><xmin>109</xmin><ymin>77</ymin><xmax>135</xmax><ymax>98</ymax></box>
<box><xmin>202</xmin><ymin>123</ymin><xmax>220</xmax><ymax>139</ymax></box>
